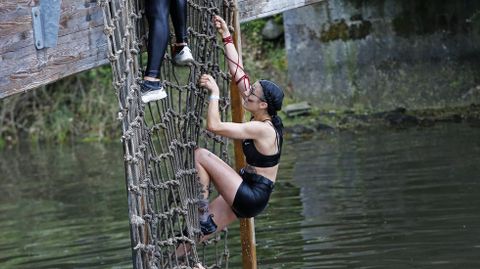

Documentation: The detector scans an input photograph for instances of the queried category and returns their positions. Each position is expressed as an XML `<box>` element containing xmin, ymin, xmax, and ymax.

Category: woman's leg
<box><xmin>208</xmin><ymin>195</ymin><xmax>238</xmax><ymax>233</ymax></box>
<box><xmin>144</xmin><ymin>0</ymin><xmax>170</xmax><ymax>79</ymax></box>
<box><xmin>175</xmin><ymin>148</ymin><xmax>240</xmax><ymax>255</ymax></box>
<box><xmin>169</xmin><ymin>0</ymin><xmax>194</xmax><ymax>65</ymax></box>
<box><xmin>195</xmin><ymin>148</ymin><xmax>243</xmax><ymax>205</ymax></box>
<box><xmin>195</xmin><ymin>147</ymin><xmax>241</xmax><ymax>236</ymax></box>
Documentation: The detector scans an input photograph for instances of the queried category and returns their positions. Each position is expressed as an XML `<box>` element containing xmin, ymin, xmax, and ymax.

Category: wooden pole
<box><xmin>229</xmin><ymin>2</ymin><xmax>257</xmax><ymax>269</ymax></box>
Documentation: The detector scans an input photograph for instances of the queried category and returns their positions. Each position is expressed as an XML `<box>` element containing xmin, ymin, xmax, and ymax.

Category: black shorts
<box><xmin>231</xmin><ymin>168</ymin><xmax>275</xmax><ymax>218</ymax></box>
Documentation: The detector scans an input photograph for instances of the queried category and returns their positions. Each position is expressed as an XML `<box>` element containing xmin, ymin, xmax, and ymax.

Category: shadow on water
<box><xmin>1</xmin><ymin>123</ymin><xmax>480</xmax><ymax>268</ymax></box>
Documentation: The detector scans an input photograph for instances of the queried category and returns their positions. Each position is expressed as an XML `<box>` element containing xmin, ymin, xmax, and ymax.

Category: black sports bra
<box><xmin>242</xmin><ymin>121</ymin><xmax>283</xmax><ymax>167</ymax></box>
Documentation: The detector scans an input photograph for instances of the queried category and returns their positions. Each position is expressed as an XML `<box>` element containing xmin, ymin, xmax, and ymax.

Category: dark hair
<box><xmin>259</xmin><ymin>80</ymin><xmax>284</xmax><ymax>136</ymax></box>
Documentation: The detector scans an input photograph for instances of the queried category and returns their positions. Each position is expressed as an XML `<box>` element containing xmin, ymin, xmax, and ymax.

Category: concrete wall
<box><xmin>284</xmin><ymin>0</ymin><xmax>480</xmax><ymax>111</ymax></box>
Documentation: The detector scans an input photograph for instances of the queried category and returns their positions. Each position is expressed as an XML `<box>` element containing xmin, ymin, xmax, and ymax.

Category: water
<box><xmin>1</xmin><ymin>123</ymin><xmax>479</xmax><ymax>269</ymax></box>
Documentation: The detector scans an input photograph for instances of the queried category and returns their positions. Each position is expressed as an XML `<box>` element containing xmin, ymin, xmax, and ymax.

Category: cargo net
<box><xmin>99</xmin><ymin>0</ymin><xmax>236</xmax><ymax>268</ymax></box>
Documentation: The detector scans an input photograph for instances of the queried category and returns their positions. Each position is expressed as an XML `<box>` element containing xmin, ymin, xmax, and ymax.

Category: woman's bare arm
<box><xmin>213</xmin><ymin>15</ymin><xmax>250</xmax><ymax>100</ymax></box>
<box><xmin>199</xmin><ymin>74</ymin><xmax>266</xmax><ymax>140</ymax></box>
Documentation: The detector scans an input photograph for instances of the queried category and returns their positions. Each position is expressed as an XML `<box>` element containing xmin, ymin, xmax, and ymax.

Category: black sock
<box><xmin>143</xmin><ymin>80</ymin><xmax>161</xmax><ymax>88</ymax></box>
<box><xmin>174</xmin><ymin>44</ymin><xmax>185</xmax><ymax>55</ymax></box>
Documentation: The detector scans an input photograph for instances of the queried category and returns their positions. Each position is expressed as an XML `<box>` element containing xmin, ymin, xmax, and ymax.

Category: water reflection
<box><xmin>280</xmin><ymin>124</ymin><xmax>480</xmax><ymax>269</ymax></box>
<box><xmin>0</xmin><ymin>143</ymin><xmax>132</xmax><ymax>268</ymax></box>
<box><xmin>1</xmin><ymin>124</ymin><xmax>479</xmax><ymax>268</ymax></box>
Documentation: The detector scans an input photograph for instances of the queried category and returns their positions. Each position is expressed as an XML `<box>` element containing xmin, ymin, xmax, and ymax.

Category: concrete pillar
<box><xmin>284</xmin><ymin>0</ymin><xmax>480</xmax><ymax>111</ymax></box>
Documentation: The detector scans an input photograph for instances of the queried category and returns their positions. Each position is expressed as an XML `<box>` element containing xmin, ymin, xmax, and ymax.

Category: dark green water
<box><xmin>1</xmin><ymin>123</ymin><xmax>480</xmax><ymax>268</ymax></box>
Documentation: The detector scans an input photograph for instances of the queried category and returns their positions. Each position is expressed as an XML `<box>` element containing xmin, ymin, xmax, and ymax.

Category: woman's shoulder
<box><xmin>246</xmin><ymin>121</ymin><xmax>276</xmax><ymax>140</ymax></box>
<box><xmin>245</xmin><ymin>120</ymin><xmax>274</xmax><ymax>131</ymax></box>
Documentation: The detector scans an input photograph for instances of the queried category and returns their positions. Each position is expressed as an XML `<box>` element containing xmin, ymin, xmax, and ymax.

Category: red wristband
<box><xmin>222</xmin><ymin>35</ymin><xmax>233</xmax><ymax>44</ymax></box>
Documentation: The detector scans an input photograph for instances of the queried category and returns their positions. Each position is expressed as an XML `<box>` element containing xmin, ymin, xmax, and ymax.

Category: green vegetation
<box><xmin>240</xmin><ymin>15</ymin><xmax>288</xmax><ymax>84</ymax></box>
<box><xmin>0</xmin><ymin>67</ymin><xmax>119</xmax><ymax>148</ymax></box>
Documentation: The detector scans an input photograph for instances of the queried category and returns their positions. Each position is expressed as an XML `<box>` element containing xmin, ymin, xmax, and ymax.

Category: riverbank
<box><xmin>282</xmin><ymin>103</ymin><xmax>480</xmax><ymax>138</ymax></box>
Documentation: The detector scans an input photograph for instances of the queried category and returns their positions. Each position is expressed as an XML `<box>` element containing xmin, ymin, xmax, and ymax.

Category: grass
<box><xmin>0</xmin><ymin>67</ymin><xmax>120</xmax><ymax>147</ymax></box>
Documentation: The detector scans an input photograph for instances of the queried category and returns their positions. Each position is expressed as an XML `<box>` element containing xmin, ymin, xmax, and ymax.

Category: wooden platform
<box><xmin>283</xmin><ymin>101</ymin><xmax>312</xmax><ymax>117</ymax></box>
<box><xmin>0</xmin><ymin>0</ymin><xmax>322</xmax><ymax>99</ymax></box>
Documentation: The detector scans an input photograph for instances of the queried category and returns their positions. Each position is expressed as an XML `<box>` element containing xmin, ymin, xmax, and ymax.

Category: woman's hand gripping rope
<box><xmin>199</xmin><ymin>74</ymin><xmax>220</xmax><ymax>101</ymax></box>
<box><xmin>213</xmin><ymin>15</ymin><xmax>230</xmax><ymax>37</ymax></box>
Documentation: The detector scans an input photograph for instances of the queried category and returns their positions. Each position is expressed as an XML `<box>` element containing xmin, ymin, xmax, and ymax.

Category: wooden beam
<box><xmin>237</xmin><ymin>0</ymin><xmax>324</xmax><ymax>22</ymax></box>
<box><xmin>0</xmin><ymin>0</ymin><xmax>107</xmax><ymax>98</ymax></box>
<box><xmin>0</xmin><ymin>0</ymin><xmax>323</xmax><ymax>99</ymax></box>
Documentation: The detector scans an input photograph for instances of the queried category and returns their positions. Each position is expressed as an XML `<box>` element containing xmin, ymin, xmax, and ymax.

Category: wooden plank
<box><xmin>237</xmin><ymin>0</ymin><xmax>324</xmax><ymax>22</ymax></box>
<box><xmin>0</xmin><ymin>0</ymin><xmax>324</xmax><ymax>99</ymax></box>
<box><xmin>283</xmin><ymin>101</ymin><xmax>311</xmax><ymax>117</ymax></box>
<box><xmin>1</xmin><ymin>1</ymin><xmax>103</xmax><ymax>55</ymax></box>
<box><xmin>1</xmin><ymin>25</ymin><xmax>108</xmax><ymax>97</ymax></box>
<box><xmin>0</xmin><ymin>0</ymin><xmax>107</xmax><ymax>98</ymax></box>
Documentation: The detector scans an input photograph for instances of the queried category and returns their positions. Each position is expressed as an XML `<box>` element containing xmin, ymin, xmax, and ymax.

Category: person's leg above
<box><xmin>170</xmin><ymin>0</ymin><xmax>193</xmax><ymax>65</ymax></box>
<box><xmin>141</xmin><ymin>0</ymin><xmax>170</xmax><ymax>103</ymax></box>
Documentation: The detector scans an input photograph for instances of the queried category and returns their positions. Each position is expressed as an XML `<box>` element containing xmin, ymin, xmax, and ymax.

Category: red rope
<box><xmin>223</xmin><ymin>37</ymin><xmax>251</xmax><ymax>93</ymax></box>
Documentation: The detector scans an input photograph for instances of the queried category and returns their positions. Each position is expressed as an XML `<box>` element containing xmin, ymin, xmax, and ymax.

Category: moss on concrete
<box><xmin>320</xmin><ymin>18</ymin><xmax>372</xmax><ymax>42</ymax></box>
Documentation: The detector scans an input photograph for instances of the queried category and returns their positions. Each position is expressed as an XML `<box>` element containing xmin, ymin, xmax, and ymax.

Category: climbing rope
<box><xmin>99</xmin><ymin>0</ymin><xmax>237</xmax><ymax>268</ymax></box>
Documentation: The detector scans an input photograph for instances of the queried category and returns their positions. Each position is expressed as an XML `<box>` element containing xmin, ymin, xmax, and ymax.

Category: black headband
<box><xmin>259</xmin><ymin>80</ymin><xmax>283</xmax><ymax>115</ymax></box>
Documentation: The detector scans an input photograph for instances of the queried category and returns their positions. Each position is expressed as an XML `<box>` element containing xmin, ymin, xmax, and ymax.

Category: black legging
<box><xmin>145</xmin><ymin>0</ymin><xmax>188</xmax><ymax>78</ymax></box>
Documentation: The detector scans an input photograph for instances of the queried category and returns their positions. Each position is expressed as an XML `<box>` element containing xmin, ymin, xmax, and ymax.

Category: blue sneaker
<box><xmin>140</xmin><ymin>80</ymin><xmax>167</xmax><ymax>103</ymax></box>
<box><xmin>200</xmin><ymin>214</ymin><xmax>217</xmax><ymax>235</ymax></box>
<box><xmin>172</xmin><ymin>46</ymin><xmax>194</xmax><ymax>66</ymax></box>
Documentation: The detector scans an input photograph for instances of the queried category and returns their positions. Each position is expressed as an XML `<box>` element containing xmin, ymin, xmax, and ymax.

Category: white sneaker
<box><xmin>140</xmin><ymin>80</ymin><xmax>167</xmax><ymax>103</ymax></box>
<box><xmin>172</xmin><ymin>46</ymin><xmax>194</xmax><ymax>66</ymax></box>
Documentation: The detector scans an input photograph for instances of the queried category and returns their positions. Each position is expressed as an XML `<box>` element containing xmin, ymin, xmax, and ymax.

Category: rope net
<box><xmin>99</xmin><ymin>0</ymin><xmax>237</xmax><ymax>268</ymax></box>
